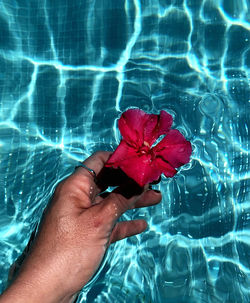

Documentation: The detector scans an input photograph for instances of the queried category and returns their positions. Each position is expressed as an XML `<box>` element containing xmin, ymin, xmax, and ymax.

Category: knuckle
<box><xmin>92</xmin><ymin>150</ymin><xmax>103</xmax><ymax>157</ymax></box>
<box><xmin>90</xmin><ymin>151</ymin><xmax>105</xmax><ymax>160</ymax></box>
<box><xmin>54</xmin><ymin>174</ymin><xmax>91</xmax><ymax>201</ymax></box>
<box><xmin>108</xmin><ymin>192</ymin><xmax>127</xmax><ymax>212</ymax></box>
<box><xmin>54</xmin><ymin>180</ymin><xmax>66</xmax><ymax>196</ymax></box>
<box><xmin>92</xmin><ymin>150</ymin><xmax>112</xmax><ymax>162</ymax></box>
<box><xmin>91</xmin><ymin>214</ymin><xmax>104</xmax><ymax>230</ymax></box>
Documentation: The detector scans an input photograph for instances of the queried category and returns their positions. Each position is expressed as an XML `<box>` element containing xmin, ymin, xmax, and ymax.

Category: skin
<box><xmin>0</xmin><ymin>151</ymin><xmax>162</xmax><ymax>303</ymax></box>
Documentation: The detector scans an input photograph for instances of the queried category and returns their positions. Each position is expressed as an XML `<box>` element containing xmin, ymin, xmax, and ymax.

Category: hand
<box><xmin>0</xmin><ymin>151</ymin><xmax>162</xmax><ymax>303</ymax></box>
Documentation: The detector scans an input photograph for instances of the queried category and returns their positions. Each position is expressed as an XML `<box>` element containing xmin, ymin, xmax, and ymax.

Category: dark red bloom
<box><xmin>105</xmin><ymin>109</ymin><xmax>192</xmax><ymax>186</ymax></box>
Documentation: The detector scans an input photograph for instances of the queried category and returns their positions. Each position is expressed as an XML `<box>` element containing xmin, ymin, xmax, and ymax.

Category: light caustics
<box><xmin>0</xmin><ymin>0</ymin><xmax>249</xmax><ymax>302</ymax></box>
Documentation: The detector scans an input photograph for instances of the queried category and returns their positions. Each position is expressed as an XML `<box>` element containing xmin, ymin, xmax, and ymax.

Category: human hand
<box><xmin>0</xmin><ymin>151</ymin><xmax>162</xmax><ymax>303</ymax></box>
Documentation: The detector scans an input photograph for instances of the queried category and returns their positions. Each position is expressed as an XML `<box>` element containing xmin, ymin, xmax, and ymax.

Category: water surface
<box><xmin>0</xmin><ymin>1</ymin><xmax>249</xmax><ymax>302</ymax></box>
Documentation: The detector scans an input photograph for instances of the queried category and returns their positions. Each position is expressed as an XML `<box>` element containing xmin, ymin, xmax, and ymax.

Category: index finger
<box><xmin>74</xmin><ymin>151</ymin><xmax>112</xmax><ymax>179</ymax></box>
<box><xmin>83</xmin><ymin>151</ymin><xmax>112</xmax><ymax>175</ymax></box>
<box><xmin>75</xmin><ymin>151</ymin><xmax>136</xmax><ymax>192</ymax></box>
<box><xmin>72</xmin><ymin>151</ymin><xmax>112</xmax><ymax>197</ymax></box>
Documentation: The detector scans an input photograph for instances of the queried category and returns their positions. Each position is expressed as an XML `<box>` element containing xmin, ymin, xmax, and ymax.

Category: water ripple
<box><xmin>0</xmin><ymin>0</ymin><xmax>249</xmax><ymax>302</ymax></box>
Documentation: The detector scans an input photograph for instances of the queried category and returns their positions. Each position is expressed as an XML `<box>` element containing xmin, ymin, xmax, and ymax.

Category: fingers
<box><xmin>74</xmin><ymin>151</ymin><xmax>112</xmax><ymax>179</ymax></box>
<box><xmin>98</xmin><ymin>189</ymin><xmax>162</xmax><ymax>209</ymax></box>
<box><xmin>97</xmin><ymin>185</ymin><xmax>161</xmax><ymax>225</ymax></box>
<box><xmin>68</xmin><ymin>151</ymin><xmax>162</xmax><ymax>216</ymax></box>
<box><xmin>74</xmin><ymin>151</ymin><xmax>156</xmax><ymax>197</ymax></box>
<box><xmin>97</xmin><ymin>192</ymin><xmax>138</xmax><ymax>223</ymax></box>
<box><xmin>106</xmin><ymin>190</ymin><xmax>161</xmax><ymax>243</ymax></box>
<box><xmin>109</xmin><ymin>220</ymin><xmax>147</xmax><ymax>243</ymax></box>
<box><xmin>72</xmin><ymin>151</ymin><xmax>112</xmax><ymax>199</ymax></box>
<box><xmin>83</xmin><ymin>151</ymin><xmax>112</xmax><ymax>176</ymax></box>
<box><xmin>132</xmin><ymin>189</ymin><xmax>162</xmax><ymax>209</ymax></box>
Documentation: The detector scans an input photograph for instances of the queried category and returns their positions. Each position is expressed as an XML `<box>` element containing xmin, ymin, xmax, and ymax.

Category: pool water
<box><xmin>0</xmin><ymin>0</ymin><xmax>249</xmax><ymax>302</ymax></box>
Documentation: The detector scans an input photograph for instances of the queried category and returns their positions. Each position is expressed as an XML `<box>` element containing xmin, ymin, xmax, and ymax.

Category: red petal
<box><xmin>107</xmin><ymin>109</ymin><xmax>189</xmax><ymax>186</ymax></box>
<box><xmin>118</xmin><ymin>155</ymin><xmax>162</xmax><ymax>186</ymax></box>
<box><xmin>118</xmin><ymin>109</ymin><xmax>173</xmax><ymax>148</ymax></box>
<box><xmin>144</xmin><ymin>111</ymin><xmax>173</xmax><ymax>146</ymax></box>
<box><xmin>105</xmin><ymin>140</ymin><xmax>137</xmax><ymax>168</ymax></box>
<box><xmin>143</xmin><ymin>114</ymin><xmax>158</xmax><ymax>146</ymax></box>
<box><xmin>155</xmin><ymin>157</ymin><xmax>177</xmax><ymax>177</ymax></box>
<box><xmin>118</xmin><ymin>109</ymin><xmax>148</xmax><ymax>147</ymax></box>
<box><xmin>159</xmin><ymin>110</ymin><xmax>173</xmax><ymax>134</ymax></box>
<box><xmin>105</xmin><ymin>139</ymin><xmax>162</xmax><ymax>186</ymax></box>
<box><xmin>154</xmin><ymin>129</ymin><xmax>192</xmax><ymax>168</ymax></box>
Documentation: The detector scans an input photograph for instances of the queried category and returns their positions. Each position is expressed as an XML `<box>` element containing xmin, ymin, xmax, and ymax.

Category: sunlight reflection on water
<box><xmin>0</xmin><ymin>0</ymin><xmax>249</xmax><ymax>302</ymax></box>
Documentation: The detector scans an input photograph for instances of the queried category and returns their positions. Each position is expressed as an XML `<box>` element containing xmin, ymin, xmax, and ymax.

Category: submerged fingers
<box><xmin>109</xmin><ymin>220</ymin><xmax>148</xmax><ymax>243</ymax></box>
<box><xmin>95</xmin><ymin>185</ymin><xmax>161</xmax><ymax>228</ymax></box>
<box><xmin>132</xmin><ymin>189</ymin><xmax>162</xmax><ymax>209</ymax></box>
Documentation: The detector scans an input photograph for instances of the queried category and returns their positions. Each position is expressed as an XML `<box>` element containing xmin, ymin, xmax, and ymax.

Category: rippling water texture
<box><xmin>0</xmin><ymin>0</ymin><xmax>250</xmax><ymax>302</ymax></box>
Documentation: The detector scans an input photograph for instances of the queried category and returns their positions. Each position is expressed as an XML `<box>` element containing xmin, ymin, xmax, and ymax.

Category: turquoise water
<box><xmin>0</xmin><ymin>0</ymin><xmax>250</xmax><ymax>302</ymax></box>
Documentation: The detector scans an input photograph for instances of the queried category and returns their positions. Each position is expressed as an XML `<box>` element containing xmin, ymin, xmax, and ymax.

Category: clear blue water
<box><xmin>0</xmin><ymin>0</ymin><xmax>250</xmax><ymax>302</ymax></box>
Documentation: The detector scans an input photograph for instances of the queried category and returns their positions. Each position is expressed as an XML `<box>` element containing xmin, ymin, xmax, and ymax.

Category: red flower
<box><xmin>105</xmin><ymin>109</ymin><xmax>192</xmax><ymax>187</ymax></box>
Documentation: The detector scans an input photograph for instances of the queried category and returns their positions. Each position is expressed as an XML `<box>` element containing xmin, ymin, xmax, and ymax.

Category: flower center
<box><xmin>137</xmin><ymin>141</ymin><xmax>155</xmax><ymax>160</ymax></box>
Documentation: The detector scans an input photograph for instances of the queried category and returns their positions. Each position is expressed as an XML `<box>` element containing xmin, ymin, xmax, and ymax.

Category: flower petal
<box><xmin>106</xmin><ymin>140</ymin><xmax>163</xmax><ymax>186</ymax></box>
<box><xmin>154</xmin><ymin>129</ymin><xmax>192</xmax><ymax>168</ymax></box>
<box><xmin>158</xmin><ymin>110</ymin><xmax>173</xmax><ymax>134</ymax></box>
<box><xmin>155</xmin><ymin>157</ymin><xmax>177</xmax><ymax>177</ymax></box>
<box><xmin>118</xmin><ymin>155</ymin><xmax>162</xmax><ymax>186</ymax></box>
<box><xmin>107</xmin><ymin>109</ymin><xmax>191</xmax><ymax>186</ymax></box>
<box><xmin>118</xmin><ymin>109</ymin><xmax>149</xmax><ymax>147</ymax></box>
<box><xmin>118</xmin><ymin>109</ymin><xmax>173</xmax><ymax>148</ymax></box>
<box><xmin>144</xmin><ymin>110</ymin><xmax>173</xmax><ymax>146</ymax></box>
<box><xmin>105</xmin><ymin>140</ymin><xmax>137</xmax><ymax>168</ymax></box>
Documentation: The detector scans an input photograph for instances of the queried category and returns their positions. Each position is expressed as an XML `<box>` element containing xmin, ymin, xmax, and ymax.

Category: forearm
<box><xmin>0</xmin><ymin>265</ymin><xmax>76</xmax><ymax>303</ymax></box>
<box><xmin>0</xmin><ymin>279</ymin><xmax>76</xmax><ymax>303</ymax></box>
